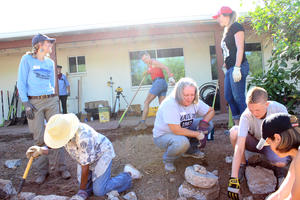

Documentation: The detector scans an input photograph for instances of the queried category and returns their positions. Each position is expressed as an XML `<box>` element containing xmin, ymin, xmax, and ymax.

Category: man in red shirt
<box><xmin>135</xmin><ymin>52</ymin><xmax>175</xmax><ymax>131</ymax></box>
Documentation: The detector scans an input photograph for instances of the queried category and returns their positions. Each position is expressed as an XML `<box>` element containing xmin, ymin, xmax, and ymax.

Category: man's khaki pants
<box><xmin>27</xmin><ymin>96</ymin><xmax>67</xmax><ymax>175</ymax></box>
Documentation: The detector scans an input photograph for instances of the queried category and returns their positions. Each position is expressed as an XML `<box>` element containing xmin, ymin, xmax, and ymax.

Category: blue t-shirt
<box><xmin>58</xmin><ymin>74</ymin><xmax>70</xmax><ymax>96</ymax></box>
<box><xmin>17</xmin><ymin>54</ymin><xmax>55</xmax><ymax>102</ymax></box>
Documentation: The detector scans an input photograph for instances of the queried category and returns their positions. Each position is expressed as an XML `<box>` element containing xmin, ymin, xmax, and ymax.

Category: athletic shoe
<box><xmin>124</xmin><ymin>164</ymin><xmax>142</xmax><ymax>179</ymax></box>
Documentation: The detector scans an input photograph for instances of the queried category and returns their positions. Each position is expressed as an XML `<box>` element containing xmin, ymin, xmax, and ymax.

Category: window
<box><xmin>129</xmin><ymin>48</ymin><xmax>185</xmax><ymax>86</ymax></box>
<box><xmin>209</xmin><ymin>43</ymin><xmax>263</xmax><ymax>80</ymax></box>
<box><xmin>69</xmin><ymin>56</ymin><xmax>86</xmax><ymax>73</ymax></box>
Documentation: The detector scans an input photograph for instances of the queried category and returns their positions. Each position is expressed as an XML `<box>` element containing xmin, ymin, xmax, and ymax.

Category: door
<box><xmin>66</xmin><ymin>74</ymin><xmax>82</xmax><ymax>114</ymax></box>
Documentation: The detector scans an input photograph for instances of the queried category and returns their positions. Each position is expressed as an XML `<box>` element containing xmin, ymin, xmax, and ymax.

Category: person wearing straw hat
<box><xmin>227</xmin><ymin>87</ymin><xmax>291</xmax><ymax>200</ymax></box>
<box><xmin>26</xmin><ymin>113</ymin><xmax>142</xmax><ymax>199</ymax></box>
<box><xmin>257</xmin><ymin>113</ymin><xmax>300</xmax><ymax>200</ymax></box>
<box><xmin>17</xmin><ymin>33</ymin><xmax>70</xmax><ymax>184</ymax></box>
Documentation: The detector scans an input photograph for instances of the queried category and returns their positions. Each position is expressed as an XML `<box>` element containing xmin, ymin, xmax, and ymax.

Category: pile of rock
<box><xmin>106</xmin><ymin>190</ymin><xmax>138</xmax><ymax>200</ymax></box>
<box><xmin>178</xmin><ymin>164</ymin><xmax>220</xmax><ymax>200</ymax></box>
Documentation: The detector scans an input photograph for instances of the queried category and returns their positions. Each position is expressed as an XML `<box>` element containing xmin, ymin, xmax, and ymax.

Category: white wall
<box><xmin>56</xmin><ymin>32</ymin><xmax>216</xmax><ymax>113</ymax></box>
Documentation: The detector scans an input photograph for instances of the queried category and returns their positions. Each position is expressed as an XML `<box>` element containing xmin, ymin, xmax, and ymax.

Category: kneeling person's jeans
<box><xmin>78</xmin><ymin>161</ymin><xmax>132</xmax><ymax>197</ymax></box>
<box><xmin>245</xmin><ymin>134</ymin><xmax>290</xmax><ymax>166</ymax></box>
<box><xmin>153</xmin><ymin>118</ymin><xmax>214</xmax><ymax>164</ymax></box>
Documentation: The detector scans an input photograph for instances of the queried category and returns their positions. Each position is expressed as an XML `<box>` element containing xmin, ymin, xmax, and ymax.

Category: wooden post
<box><xmin>50</xmin><ymin>43</ymin><xmax>61</xmax><ymax>113</ymax></box>
<box><xmin>214</xmin><ymin>31</ymin><xmax>227</xmax><ymax>113</ymax></box>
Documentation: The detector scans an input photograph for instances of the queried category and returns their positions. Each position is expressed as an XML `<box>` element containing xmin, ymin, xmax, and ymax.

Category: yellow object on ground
<box><xmin>99</xmin><ymin>106</ymin><xmax>110</xmax><ymax>123</ymax></box>
<box><xmin>148</xmin><ymin>106</ymin><xmax>158</xmax><ymax>117</ymax></box>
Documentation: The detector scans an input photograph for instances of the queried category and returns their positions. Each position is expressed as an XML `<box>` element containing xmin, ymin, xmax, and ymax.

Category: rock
<box><xmin>193</xmin><ymin>164</ymin><xmax>207</xmax><ymax>174</ymax></box>
<box><xmin>123</xmin><ymin>191</ymin><xmax>137</xmax><ymax>200</ymax></box>
<box><xmin>0</xmin><ymin>179</ymin><xmax>16</xmax><ymax>199</ymax></box>
<box><xmin>245</xmin><ymin>166</ymin><xmax>276</xmax><ymax>194</ymax></box>
<box><xmin>225</xmin><ymin>156</ymin><xmax>233</xmax><ymax>163</ymax></box>
<box><xmin>177</xmin><ymin>197</ymin><xmax>187</xmax><ymax>200</ymax></box>
<box><xmin>178</xmin><ymin>181</ymin><xmax>220</xmax><ymax>200</ymax></box>
<box><xmin>5</xmin><ymin>159</ymin><xmax>21</xmax><ymax>169</ymax></box>
<box><xmin>169</xmin><ymin>177</ymin><xmax>176</xmax><ymax>183</ymax></box>
<box><xmin>211</xmin><ymin>170</ymin><xmax>218</xmax><ymax>176</ymax></box>
<box><xmin>243</xmin><ymin>196</ymin><xmax>254</xmax><ymax>200</ymax></box>
<box><xmin>154</xmin><ymin>192</ymin><xmax>165</xmax><ymax>200</ymax></box>
<box><xmin>107</xmin><ymin>190</ymin><xmax>119</xmax><ymax>199</ymax></box>
<box><xmin>184</xmin><ymin>166</ymin><xmax>218</xmax><ymax>188</ymax></box>
<box><xmin>10</xmin><ymin>192</ymin><xmax>36</xmax><ymax>200</ymax></box>
<box><xmin>32</xmin><ymin>195</ymin><xmax>69</xmax><ymax>200</ymax></box>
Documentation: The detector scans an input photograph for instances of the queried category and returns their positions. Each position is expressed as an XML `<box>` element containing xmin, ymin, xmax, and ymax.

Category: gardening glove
<box><xmin>198</xmin><ymin>120</ymin><xmax>209</xmax><ymax>135</ymax></box>
<box><xmin>23</xmin><ymin>101</ymin><xmax>37</xmax><ymax>120</ymax></box>
<box><xmin>168</xmin><ymin>76</ymin><xmax>176</xmax><ymax>86</ymax></box>
<box><xmin>228</xmin><ymin>177</ymin><xmax>240</xmax><ymax>200</ymax></box>
<box><xmin>70</xmin><ymin>190</ymin><xmax>89</xmax><ymax>200</ymax></box>
<box><xmin>232</xmin><ymin>66</ymin><xmax>242</xmax><ymax>82</ymax></box>
<box><xmin>26</xmin><ymin>146</ymin><xmax>43</xmax><ymax>159</ymax></box>
<box><xmin>222</xmin><ymin>66</ymin><xmax>227</xmax><ymax>74</ymax></box>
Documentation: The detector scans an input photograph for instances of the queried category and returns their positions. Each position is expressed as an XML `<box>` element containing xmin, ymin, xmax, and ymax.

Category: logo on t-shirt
<box><xmin>221</xmin><ymin>40</ymin><xmax>229</xmax><ymax>60</ymax></box>
<box><xmin>180</xmin><ymin>113</ymin><xmax>196</xmax><ymax>128</ymax></box>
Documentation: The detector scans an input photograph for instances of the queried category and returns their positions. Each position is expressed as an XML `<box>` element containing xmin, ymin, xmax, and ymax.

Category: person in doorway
<box><xmin>17</xmin><ymin>33</ymin><xmax>70</xmax><ymax>184</ymax></box>
<box><xmin>134</xmin><ymin>52</ymin><xmax>175</xmax><ymax>131</ymax></box>
<box><xmin>57</xmin><ymin>65</ymin><xmax>70</xmax><ymax>114</ymax></box>
<box><xmin>26</xmin><ymin>113</ymin><xmax>142</xmax><ymax>199</ymax></box>
<box><xmin>153</xmin><ymin>77</ymin><xmax>215</xmax><ymax>172</ymax></box>
<box><xmin>213</xmin><ymin>6</ymin><xmax>249</xmax><ymax>125</ymax></box>
<box><xmin>257</xmin><ymin>113</ymin><xmax>300</xmax><ymax>200</ymax></box>
<box><xmin>227</xmin><ymin>87</ymin><xmax>290</xmax><ymax>200</ymax></box>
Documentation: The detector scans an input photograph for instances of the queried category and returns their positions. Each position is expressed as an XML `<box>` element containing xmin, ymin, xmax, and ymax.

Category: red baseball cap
<box><xmin>212</xmin><ymin>6</ymin><xmax>233</xmax><ymax>19</ymax></box>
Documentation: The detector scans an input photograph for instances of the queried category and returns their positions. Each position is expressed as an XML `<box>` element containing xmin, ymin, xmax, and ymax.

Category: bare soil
<box><xmin>0</xmin><ymin>125</ymin><xmax>270</xmax><ymax>200</ymax></box>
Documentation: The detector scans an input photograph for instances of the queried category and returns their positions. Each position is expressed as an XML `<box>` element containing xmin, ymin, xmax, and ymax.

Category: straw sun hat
<box><xmin>44</xmin><ymin>113</ymin><xmax>79</xmax><ymax>149</ymax></box>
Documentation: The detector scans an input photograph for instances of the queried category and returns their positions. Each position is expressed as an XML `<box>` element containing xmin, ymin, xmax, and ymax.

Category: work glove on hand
<box><xmin>70</xmin><ymin>190</ymin><xmax>89</xmax><ymax>200</ymax></box>
<box><xmin>23</xmin><ymin>101</ymin><xmax>37</xmax><ymax>120</ymax></box>
<box><xmin>168</xmin><ymin>76</ymin><xmax>176</xmax><ymax>86</ymax></box>
<box><xmin>198</xmin><ymin>120</ymin><xmax>209</xmax><ymax>135</ymax></box>
<box><xmin>26</xmin><ymin>146</ymin><xmax>43</xmax><ymax>159</ymax></box>
<box><xmin>232</xmin><ymin>66</ymin><xmax>242</xmax><ymax>82</ymax></box>
<box><xmin>228</xmin><ymin>177</ymin><xmax>240</xmax><ymax>200</ymax></box>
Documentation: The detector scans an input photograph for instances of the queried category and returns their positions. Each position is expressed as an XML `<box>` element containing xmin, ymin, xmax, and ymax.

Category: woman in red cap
<box><xmin>213</xmin><ymin>6</ymin><xmax>249</xmax><ymax>126</ymax></box>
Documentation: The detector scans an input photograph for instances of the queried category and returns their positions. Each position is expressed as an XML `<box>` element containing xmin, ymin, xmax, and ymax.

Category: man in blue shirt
<box><xmin>57</xmin><ymin>65</ymin><xmax>70</xmax><ymax>114</ymax></box>
<box><xmin>17</xmin><ymin>33</ymin><xmax>71</xmax><ymax>184</ymax></box>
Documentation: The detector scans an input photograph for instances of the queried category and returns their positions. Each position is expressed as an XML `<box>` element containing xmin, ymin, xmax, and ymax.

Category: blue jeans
<box><xmin>224</xmin><ymin>61</ymin><xmax>249</xmax><ymax>120</ymax></box>
<box><xmin>149</xmin><ymin>78</ymin><xmax>168</xmax><ymax>97</ymax></box>
<box><xmin>80</xmin><ymin>162</ymin><xmax>132</xmax><ymax>197</ymax></box>
<box><xmin>153</xmin><ymin>118</ymin><xmax>214</xmax><ymax>163</ymax></box>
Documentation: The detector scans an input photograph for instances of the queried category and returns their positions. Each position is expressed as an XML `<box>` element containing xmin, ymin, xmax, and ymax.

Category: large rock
<box><xmin>10</xmin><ymin>192</ymin><xmax>36</xmax><ymax>200</ymax></box>
<box><xmin>32</xmin><ymin>195</ymin><xmax>69</xmax><ymax>200</ymax></box>
<box><xmin>178</xmin><ymin>181</ymin><xmax>219</xmax><ymax>200</ymax></box>
<box><xmin>185</xmin><ymin>165</ymin><xmax>218</xmax><ymax>188</ymax></box>
<box><xmin>245</xmin><ymin>166</ymin><xmax>277</xmax><ymax>194</ymax></box>
<box><xmin>0</xmin><ymin>179</ymin><xmax>16</xmax><ymax>199</ymax></box>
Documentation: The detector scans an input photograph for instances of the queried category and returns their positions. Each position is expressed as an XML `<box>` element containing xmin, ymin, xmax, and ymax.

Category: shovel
<box><xmin>17</xmin><ymin>157</ymin><xmax>34</xmax><ymax>194</ymax></box>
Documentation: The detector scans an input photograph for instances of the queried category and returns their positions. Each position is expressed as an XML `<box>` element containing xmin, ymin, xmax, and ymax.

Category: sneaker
<box><xmin>238</xmin><ymin>163</ymin><xmax>247</xmax><ymax>182</ymax></box>
<box><xmin>124</xmin><ymin>164</ymin><xmax>142</xmax><ymax>179</ymax></box>
<box><xmin>182</xmin><ymin>151</ymin><xmax>205</xmax><ymax>159</ymax></box>
<box><xmin>61</xmin><ymin>170</ymin><xmax>71</xmax><ymax>179</ymax></box>
<box><xmin>134</xmin><ymin>121</ymin><xmax>147</xmax><ymax>131</ymax></box>
<box><xmin>164</xmin><ymin>163</ymin><xmax>176</xmax><ymax>173</ymax></box>
<box><xmin>35</xmin><ymin>173</ymin><xmax>49</xmax><ymax>184</ymax></box>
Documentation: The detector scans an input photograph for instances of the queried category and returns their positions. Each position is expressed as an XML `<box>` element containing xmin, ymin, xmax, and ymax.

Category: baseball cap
<box><xmin>212</xmin><ymin>6</ymin><xmax>233</xmax><ymax>19</ymax></box>
<box><xmin>32</xmin><ymin>33</ymin><xmax>56</xmax><ymax>46</ymax></box>
<box><xmin>256</xmin><ymin>113</ymin><xmax>299</xmax><ymax>150</ymax></box>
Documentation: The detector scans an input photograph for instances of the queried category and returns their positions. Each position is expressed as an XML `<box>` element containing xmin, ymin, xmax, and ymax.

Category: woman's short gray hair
<box><xmin>173</xmin><ymin>77</ymin><xmax>199</xmax><ymax>105</ymax></box>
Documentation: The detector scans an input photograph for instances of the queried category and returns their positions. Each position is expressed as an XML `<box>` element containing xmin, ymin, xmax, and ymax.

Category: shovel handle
<box><xmin>23</xmin><ymin>157</ymin><xmax>34</xmax><ymax>179</ymax></box>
